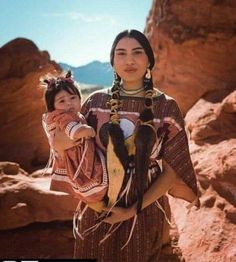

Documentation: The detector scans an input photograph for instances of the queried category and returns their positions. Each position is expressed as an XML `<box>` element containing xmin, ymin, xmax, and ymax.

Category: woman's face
<box><xmin>113</xmin><ymin>37</ymin><xmax>149</xmax><ymax>89</ymax></box>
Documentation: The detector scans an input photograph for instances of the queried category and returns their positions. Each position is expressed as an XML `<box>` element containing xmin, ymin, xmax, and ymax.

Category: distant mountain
<box><xmin>59</xmin><ymin>60</ymin><xmax>113</xmax><ymax>87</ymax></box>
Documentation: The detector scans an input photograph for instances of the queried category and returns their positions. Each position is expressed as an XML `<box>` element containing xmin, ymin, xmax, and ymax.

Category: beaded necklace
<box><xmin>120</xmin><ymin>86</ymin><xmax>144</xmax><ymax>96</ymax></box>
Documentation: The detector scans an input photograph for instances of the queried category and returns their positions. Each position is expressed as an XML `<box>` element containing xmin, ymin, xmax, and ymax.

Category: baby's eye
<box><xmin>71</xmin><ymin>96</ymin><xmax>77</xmax><ymax>100</ymax></box>
<box><xmin>59</xmin><ymin>99</ymin><xmax>65</xmax><ymax>103</ymax></box>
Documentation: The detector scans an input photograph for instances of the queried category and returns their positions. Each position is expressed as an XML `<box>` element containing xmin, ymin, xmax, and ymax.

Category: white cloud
<box><xmin>42</xmin><ymin>12</ymin><xmax>120</xmax><ymax>26</ymax></box>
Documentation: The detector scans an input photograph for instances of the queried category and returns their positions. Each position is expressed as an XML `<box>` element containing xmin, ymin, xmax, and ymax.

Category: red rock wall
<box><xmin>145</xmin><ymin>1</ymin><xmax>236</xmax><ymax>261</ymax></box>
<box><xmin>145</xmin><ymin>0</ymin><xmax>236</xmax><ymax>113</ymax></box>
<box><xmin>0</xmin><ymin>38</ymin><xmax>61</xmax><ymax>171</ymax></box>
<box><xmin>179</xmin><ymin>90</ymin><xmax>236</xmax><ymax>262</ymax></box>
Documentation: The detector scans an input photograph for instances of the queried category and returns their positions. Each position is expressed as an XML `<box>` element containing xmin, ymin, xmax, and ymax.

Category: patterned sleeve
<box><xmin>53</xmin><ymin>110</ymin><xmax>84</xmax><ymax>140</ymax></box>
<box><xmin>161</xmin><ymin>99</ymin><xmax>198</xmax><ymax>196</ymax></box>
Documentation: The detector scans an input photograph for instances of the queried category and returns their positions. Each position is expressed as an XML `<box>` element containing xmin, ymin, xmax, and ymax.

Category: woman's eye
<box><xmin>133</xmin><ymin>50</ymin><xmax>143</xmax><ymax>55</ymax></box>
<box><xmin>116</xmin><ymin>52</ymin><xmax>126</xmax><ymax>56</ymax></box>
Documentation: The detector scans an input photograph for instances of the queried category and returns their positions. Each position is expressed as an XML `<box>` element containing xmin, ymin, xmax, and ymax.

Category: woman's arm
<box><xmin>103</xmin><ymin>160</ymin><xmax>177</xmax><ymax>224</ymax></box>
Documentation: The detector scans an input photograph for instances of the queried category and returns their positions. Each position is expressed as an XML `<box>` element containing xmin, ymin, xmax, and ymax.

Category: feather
<box><xmin>134</xmin><ymin>112</ymin><xmax>156</xmax><ymax>213</ymax></box>
<box><xmin>108</xmin><ymin>123</ymin><xmax>128</xmax><ymax>169</ymax></box>
<box><xmin>107</xmin><ymin>134</ymin><xmax>126</xmax><ymax>207</ymax></box>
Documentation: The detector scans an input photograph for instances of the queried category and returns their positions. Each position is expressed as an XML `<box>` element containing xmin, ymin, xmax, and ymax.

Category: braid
<box><xmin>138</xmin><ymin>69</ymin><xmax>154</xmax><ymax>123</ymax></box>
<box><xmin>107</xmin><ymin>72</ymin><xmax>128</xmax><ymax>169</ymax></box>
<box><xmin>134</xmin><ymin>68</ymin><xmax>156</xmax><ymax>214</ymax></box>
<box><xmin>143</xmin><ymin>69</ymin><xmax>154</xmax><ymax>111</ymax></box>
<box><xmin>109</xmin><ymin>72</ymin><xmax>121</xmax><ymax>124</ymax></box>
<box><xmin>111</xmin><ymin>72</ymin><xmax>121</xmax><ymax>93</ymax></box>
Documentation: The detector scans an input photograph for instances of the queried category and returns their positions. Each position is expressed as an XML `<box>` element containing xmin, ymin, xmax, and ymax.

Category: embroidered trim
<box><xmin>54</xmin><ymin>168</ymin><xmax>67</xmax><ymax>175</ymax></box>
<box><xmin>73</xmin><ymin>184</ymin><xmax>107</xmax><ymax>196</ymax></box>
<box><xmin>86</xmin><ymin>108</ymin><xmax>181</xmax><ymax>131</ymax></box>
<box><xmin>97</xmin><ymin>147</ymin><xmax>108</xmax><ymax>185</ymax></box>
<box><xmin>70</xmin><ymin>124</ymin><xmax>83</xmax><ymax>139</ymax></box>
<box><xmin>65</xmin><ymin>121</ymin><xmax>82</xmax><ymax>139</ymax></box>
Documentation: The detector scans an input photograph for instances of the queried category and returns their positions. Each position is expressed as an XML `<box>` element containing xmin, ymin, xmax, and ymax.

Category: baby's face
<box><xmin>54</xmin><ymin>90</ymin><xmax>81</xmax><ymax>112</ymax></box>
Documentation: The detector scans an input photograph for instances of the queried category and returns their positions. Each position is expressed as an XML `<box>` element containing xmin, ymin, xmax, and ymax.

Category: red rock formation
<box><xmin>169</xmin><ymin>89</ymin><xmax>236</xmax><ymax>262</ymax></box>
<box><xmin>186</xmin><ymin>90</ymin><xmax>236</xmax><ymax>143</ymax></box>
<box><xmin>0</xmin><ymin>162</ymin><xmax>78</xmax><ymax>230</ymax></box>
<box><xmin>145</xmin><ymin>1</ymin><xmax>236</xmax><ymax>260</ymax></box>
<box><xmin>0</xmin><ymin>162</ymin><xmax>183</xmax><ymax>260</ymax></box>
<box><xmin>0</xmin><ymin>38</ymin><xmax>61</xmax><ymax>171</ymax></box>
<box><xmin>145</xmin><ymin>0</ymin><xmax>236</xmax><ymax>114</ymax></box>
<box><xmin>186</xmin><ymin>89</ymin><xmax>236</xmax><ymax>203</ymax></box>
<box><xmin>0</xmin><ymin>221</ymin><xmax>75</xmax><ymax>259</ymax></box>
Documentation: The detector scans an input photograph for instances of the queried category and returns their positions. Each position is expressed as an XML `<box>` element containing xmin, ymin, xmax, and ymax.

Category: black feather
<box><xmin>134</xmin><ymin>124</ymin><xmax>156</xmax><ymax>213</ymax></box>
<box><xmin>108</xmin><ymin>123</ymin><xmax>128</xmax><ymax>169</ymax></box>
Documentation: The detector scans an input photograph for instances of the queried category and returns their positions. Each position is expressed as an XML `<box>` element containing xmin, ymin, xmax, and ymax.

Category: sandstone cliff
<box><xmin>170</xmin><ymin>90</ymin><xmax>236</xmax><ymax>262</ymax></box>
<box><xmin>145</xmin><ymin>0</ymin><xmax>236</xmax><ymax>114</ymax></box>
<box><xmin>0</xmin><ymin>38</ymin><xmax>61</xmax><ymax>171</ymax></box>
<box><xmin>145</xmin><ymin>1</ymin><xmax>236</xmax><ymax>261</ymax></box>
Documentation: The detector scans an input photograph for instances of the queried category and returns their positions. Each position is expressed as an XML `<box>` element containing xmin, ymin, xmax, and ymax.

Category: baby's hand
<box><xmin>73</xmin><ymin>125</ymin><xmax>96</xmax><ymax>140</ymax></box>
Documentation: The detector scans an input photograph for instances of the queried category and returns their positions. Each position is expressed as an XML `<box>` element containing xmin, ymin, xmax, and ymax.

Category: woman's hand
<box><xmin>101</xmin><ymin>160</ymin><xmax>178</xmax><ymax>223</ymax></box>
<box><xmin>102</xmin><ymin>206</ymin><xmax>135</xmax><ymax>224</ymax></box>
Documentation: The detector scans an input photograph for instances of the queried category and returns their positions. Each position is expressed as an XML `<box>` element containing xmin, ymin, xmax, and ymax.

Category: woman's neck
<box><xmin>120</xmin><ymin>86</ymin><xmax>145</xmax><ymax>97</ymax></box>
<box><xmin>122</xmin><ymin>80</ymin><xmax>143</xmax><ymax>90</ymax></box>
<box><xmin>119</xmin><ymin>80</ymin><xmax>145</xmax><ymax>97</ymax></box>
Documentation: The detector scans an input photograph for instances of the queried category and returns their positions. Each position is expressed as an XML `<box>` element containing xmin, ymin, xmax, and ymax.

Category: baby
<box><xmin>42</xmin><ymin>71</ymin><xmax>108</xmax><ymax>206</ymax></box>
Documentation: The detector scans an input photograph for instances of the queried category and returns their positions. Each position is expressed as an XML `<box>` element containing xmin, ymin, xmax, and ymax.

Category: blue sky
<box><xmin>0</xmin><ymin>0</ymin><xmax>153</xmax><ymax>66</ymax></box>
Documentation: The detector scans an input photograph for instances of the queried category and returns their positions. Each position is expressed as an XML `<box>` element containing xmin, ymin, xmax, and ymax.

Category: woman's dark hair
<box><xmin>110</xmin><ymin>29</ymin><xmax>155</xmax><ymax>69</ymax></box>
<box><xmin>43</xmin><ymin>71</ymin><xmax>81</xmax><ymax>112</ymax></box>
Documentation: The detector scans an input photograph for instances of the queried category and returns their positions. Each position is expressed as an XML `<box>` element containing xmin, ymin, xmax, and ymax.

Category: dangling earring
<box><xmin>145</xmin><ymin>68</ymin><xmax>151</xmax><ymax>79</ymax></box>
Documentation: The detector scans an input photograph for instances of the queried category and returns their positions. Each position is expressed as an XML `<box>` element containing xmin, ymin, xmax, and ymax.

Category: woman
<box><xmin>54</xmin><ymin>29</ymin><xmax>199</xmax><ymax>261</ymax></box>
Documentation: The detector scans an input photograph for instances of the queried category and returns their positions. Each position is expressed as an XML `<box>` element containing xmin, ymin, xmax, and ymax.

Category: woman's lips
<box><xmin>124</xmin><ymin>68</ymin><xmax>137</xmax><ymax>73</ymax></box>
